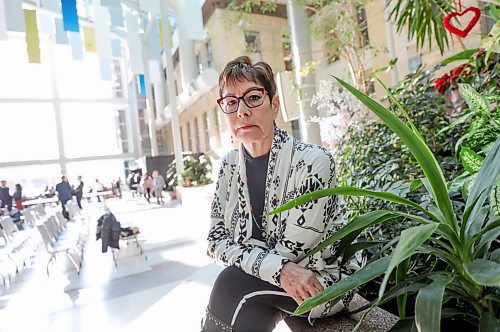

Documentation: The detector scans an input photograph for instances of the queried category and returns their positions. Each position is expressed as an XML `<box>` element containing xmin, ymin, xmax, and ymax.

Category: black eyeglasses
<box><xmin>217</xmin><ymin>88</ymin><xmax>268</xmax><ymax>114</ymax></box>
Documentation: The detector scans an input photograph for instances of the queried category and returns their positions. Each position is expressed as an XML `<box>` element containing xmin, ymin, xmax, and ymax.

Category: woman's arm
<box><xmin>207</xmin><ymin>154</ymin><xmax>290</xmax><ymax>287</ymax></box>
<box><xmin>274</xmin><ymin>146</ymin><xmax>343</xmax><ymax>302</ymax></box>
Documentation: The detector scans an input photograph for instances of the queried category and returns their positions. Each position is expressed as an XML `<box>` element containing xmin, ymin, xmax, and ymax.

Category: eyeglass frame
<box><xmin>216</xmin><ymin>87</ymin><xmax>269</xmax><ymax>114</ymax></box>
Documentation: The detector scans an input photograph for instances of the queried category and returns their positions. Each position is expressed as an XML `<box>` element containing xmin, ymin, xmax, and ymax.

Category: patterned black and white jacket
<box><xmin>207</xmin><ymin>126</ymin><xmax>358</xmax><ymax>318</ymax></box>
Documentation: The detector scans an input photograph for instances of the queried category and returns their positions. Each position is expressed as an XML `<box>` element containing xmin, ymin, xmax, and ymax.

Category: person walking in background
<box><xmin>94</xmin><ymin>178</ymin><xmax>104</xmax><ymax>202</ymax></box>
<box><xmin>74</xmin><ymin>176</ymin><xmax>84</xmax><ymax>209</ymax></box>
<box><xmin>0</xmin><ymin>180</ymin><xmax>12</xmax><ymax>211</ymax></box>
<box><xmin>55</xmin><ymin>175</ymin><xmax>72</xmax><ymax>219</ymax></box>
<box><xmin>115</xmin><ymin>177</ymin><xmax>122</xmax><ymax>199</ymax></box>
<box><xmin>13</xmin><ymin>184</ymin><xmax>23</xmax><ymax>210</ymax></box>
<box><xmin>152</xmin><ymin>170</ymin><xmax>166</xmax><ymax>204</ymax></box>
<box><xmin>140</xmin><ymin>173</ymin><xmax>154</xmax><ymax>203</ymax></box>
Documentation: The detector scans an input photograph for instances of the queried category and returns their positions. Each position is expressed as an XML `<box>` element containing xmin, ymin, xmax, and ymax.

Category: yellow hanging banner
<box><xmin>159</xmin><ymin>19</ymin><xmax>173</xmax><ymax>50</ymax></box>
<box><xmin>159</xmin><ymin>20</ymin><xmax>164</xmax><ymax>49</ymax></box>
<box><xmin>24</xmin><ymin>9</ymin><xmax>40</xmax><ymax>63</ymax></box>
<box><xmin>83</xmin><ymin>26</ymin><xmax>96</xmax><ymax>52</ymax></box>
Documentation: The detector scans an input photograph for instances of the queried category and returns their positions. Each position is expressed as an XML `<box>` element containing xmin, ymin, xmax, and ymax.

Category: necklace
<box><xmin>250</xmin><ymin>203</ymin><xmax>263</xmax><ymax>232</ymax></box>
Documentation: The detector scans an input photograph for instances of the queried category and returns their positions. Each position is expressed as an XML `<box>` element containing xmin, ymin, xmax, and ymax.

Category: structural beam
<box><xmin>286</xmin><ymin>0</ymin><xmax>321</xmax><ymax>145</ymax></box>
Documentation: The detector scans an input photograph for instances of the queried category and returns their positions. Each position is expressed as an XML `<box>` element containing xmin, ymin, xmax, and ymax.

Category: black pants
<box><xmin>202</xmin><ymin>266</ymin><xmax>309</xmax><ymax>332</ymax></box>
<box><xmin>76</xmin><ymin>194</ymin><xmax>83</xmax><ymax>209</ymax></box>
<box><xmin>60</xmin><ymin>200</ymin><xmax>70</xmax><ymax>219</ymax></box>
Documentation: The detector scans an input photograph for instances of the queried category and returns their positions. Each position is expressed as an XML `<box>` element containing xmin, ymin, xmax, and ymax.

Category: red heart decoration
<box><xmin>443</xmin><ymin>7</ymin><xmax>481</xmax><ymax>38</ymax></box>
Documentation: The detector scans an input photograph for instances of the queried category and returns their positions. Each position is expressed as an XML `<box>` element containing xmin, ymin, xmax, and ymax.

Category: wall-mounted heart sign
<box><xmin>443</xmin><ymin>7</ymin><xmax>481</xmax><ymax>38</ymax></box>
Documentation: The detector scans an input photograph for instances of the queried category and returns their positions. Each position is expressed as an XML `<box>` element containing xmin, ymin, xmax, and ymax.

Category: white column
<box><xmin>176</xmin><ymin>1</ymin><xmax>198</xmax><ymax>88</ymax></box>
<box><xmin>122</xmin><ymin>43</ymin><xmax>143</xmax><ymax>158</ymax></box>
<box><xmin>152</xmin><ymin>62</ymin><xmax>166</xmax><ymax>120</ymax></box>
<box><xmin>49</xmin><ymin>38</ymin><xmax>67</xmax><ymax>175</ymax></box>
<box><xmin>161</xmin><ymin>2</ymin><xmax>184</xmax><ymax>176</ymax></box>
<box><xmin>286</xmin><ymin>0</ymin><xmax>321</xmax><ymax>145</ymax></box>
<box><xmin>141</xmin><ymin>27</ymin><xmax>158</xmax><ymax>156</ymax></box>
<box><xmin>383</xmin><ymin>0</ymin><xmax>399</xmax><ymax>86</ymax></box>
<box><xmin>128</xmin><ymin>77</ymin><xmax>143</xmax><ymax>158</ymax></box>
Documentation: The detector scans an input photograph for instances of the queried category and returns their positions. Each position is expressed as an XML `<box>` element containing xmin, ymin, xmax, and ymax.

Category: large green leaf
<box><xmin>490</xmin><ymin>185</ymin><xmax>500</xmax><ymax>216</ymax></box>
<box><xmin>466</xmin><ymin>218</ymin><xmax>500</xmax><ymax>258</ymax></box>
<box><xmin>340</xmin><ymin>240</ymin><xmax>387</xmax><ymax>267</ymax></box>
<box><xmin>293</xmin><ymin>256</ymin><xmax>391</xmax><ymax>315</ymax></box>
<box><xmin>466</xmin><ymin>139</ymin><xmax>500</xmax><ymax>212</ymax></box>
<box><xmin>460</xmin><ymin>147</ymin><xmax>485</xmax><ymax>174</ymax></box>
<box><xmin>389</xmin><ymin>317</ymin><xmax>418</xmax><ymax>331</ymax></box>
<box><xmin>479</xmin><ymin>311</ymin><xmax>500</xmax><ymax>332</ymax></box>
<box><xmin>464</xmin><ymin>259</ymin><xmax>500</xmax><ymax>287</ymax></box>
<box><xmin>379</xmin><ymin>224</ymin><xmax>439</xmax><ymax>299</ymax></box>
<box><xmin>458</xmin><ymin>83</ymin><xmax>490</xmax><ymax>115</ymax></box>
<box><xmin>306</xmin><ymin>210</ymin><xmax>399</xmax><ymax>257</ymax></box>
<box><xmin>440</xmin><ymin>49</ymin><xmax>479</xmax><ymax>65</ymax></box>
<box><xmin>266</xmin><ymin>186</ymin><xmax>438</xmax><ymax>221</ymax></box>
<box><xmin>334</xmin><ymin>77</ymin><xmax>456</xmax><ymax>229</ymax></box>
<box><xmin>414</xmin><ymin>277</ymin><xmax>454</xmax><ymax>332</ymax></box>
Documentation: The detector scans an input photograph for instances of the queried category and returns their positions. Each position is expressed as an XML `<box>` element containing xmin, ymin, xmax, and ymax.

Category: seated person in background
<box><xmin>13</xmin><ymin>184</ymin><xmax>24</xmax><ymax>211</ymax></box>
<box><xmin>202</xmin><ymin>56</ymin><xmax>358</xmax><ymax>332</ymax></box>
<box><xmin>0</xmin><ymin>180</ymin><xmax>12</xmax><ymax>211</ymax></box>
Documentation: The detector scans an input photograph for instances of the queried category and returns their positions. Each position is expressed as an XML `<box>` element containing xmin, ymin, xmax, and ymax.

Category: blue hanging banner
<box><xmin>109</xmin><ymin>6</ymin><xmax>124</xmax><ymax>28</ymax></box>
<box><xmin>111</xmin><ymin>39</ymin><xmax>122</xmax><ymax>57</ymax></box>
<box><xmin>99</xmin><ymin>57</ymin><xmax>111</xmax><ymax>81</ymax></box>
<box><xmin>3</xmin><ymin>0</ymin><xmax>25</xmax><ymax>32</ymax></box>
<box><xmin>61</xmin><ymin>0</ymin><xmax>79</xmax><ymax>32</ymax></box>
<box><xmin>55</xmin><ymin>18</ymin><xmax>69</xmax><ymax>44</ymax></box>
<box><xmin>69</xmin><ymin>31</ymin><xmax>84</xmax><ymax>60</ymax></box>
<box><xmin>138</xmin><ymin>74</ymin><xmax>146</xmax><ymax>97</ymax></box>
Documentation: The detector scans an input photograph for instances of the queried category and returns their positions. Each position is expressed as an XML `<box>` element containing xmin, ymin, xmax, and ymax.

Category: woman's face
<box><xmin>221</xmin><ymin>79</ymin><xmax>279</xmax><ymax>149</ymax></box>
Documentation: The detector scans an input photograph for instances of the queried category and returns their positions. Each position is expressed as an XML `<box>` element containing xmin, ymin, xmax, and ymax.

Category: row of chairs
<box><xmin>0</xmin><ymin>217</ymin><xmax>38</xmax><ymax>285</ymax></box>
<box><xmin>36</xmin><ymin>211</ymin><xmax>86</xmax><ymax>276</ymax></box>
<box><xmin>36</xmin><ymin>200</ymin><xmax>90</xmax><ymax>276</ymax></box>
<box><xmin>1</xmin><ymin>199</ymin><xmax>90</xmax><ymax>285</ymax></box>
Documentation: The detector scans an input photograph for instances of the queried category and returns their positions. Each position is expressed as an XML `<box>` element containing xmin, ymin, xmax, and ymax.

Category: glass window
<box><xmin>204</xmin><ymin>112</ymin><xmax>210</xmax><ymax>151</ymax></box>
<box><xmin>245</xmin><ymin>31</ymin><xmax>262</xmax><ymax>62</ymax></box>
<box><xmin>60</xmin><ymin>103</ymin><xmax>124</xmax><ymax>158</ymax></box>
<box><xmin>66</xmin><ymin>159</ymin><xmax>125</xmax><ymax>190</ymax></box>
<box><xmin>0</xmin><ymin>104</ymin><xmax>59</xmax><ymax>162</ymax></box>
<box><xmin>357</xmin><ymin>7</ymin><xmax>369</xmax><ymax>47</ymax></box>
<box><xmin>187</xmin><ymin>122</ymin><xmax>193</xmax><ymax>152</ymax></box>
<box><xmin>194</xmin><ymin>117</ymin><xmax>200</xmax><ymax>152</ymax></box>
<box><xmin>0</xmin><ymin>37</ymin><xmax>53</xmax><ymax>99</ymax></box>
<box><xmin>0</xmin><ymin>164</ymin><xmax>62</xmax><ymax>199</ymax></box>
<box><xmin>206</xmin><ymin>40</ymin><xmax>213</xmax><ymax>68</ymax></box>
<box><xmin>54</xmin><ymin>44</ymin><xmax>115</xmax><ymax>99</ymax></box>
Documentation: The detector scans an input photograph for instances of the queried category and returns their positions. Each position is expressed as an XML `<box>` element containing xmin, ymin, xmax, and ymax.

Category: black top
<box><xmin>244</xmin><ymin>148</ymin><xmax>270</xmax><ymax>242</ymax></box>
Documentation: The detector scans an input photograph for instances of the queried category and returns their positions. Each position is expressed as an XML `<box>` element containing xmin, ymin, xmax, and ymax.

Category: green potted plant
<box><xmin>268</xmin><ymin>77</ymin><xmax>499</xmax><ymax>331</ymax></box>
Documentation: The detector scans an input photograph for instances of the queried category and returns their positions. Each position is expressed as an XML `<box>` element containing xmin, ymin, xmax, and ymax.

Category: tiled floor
<box><xmin>0</xmin><ymin>187</ymin><xmax>224</xmax><ymax>332</ymax></box>
<box><xmin>0</xmin><ymin>187</ymin><xmax>295</xmax><ymax>332</ymax></box>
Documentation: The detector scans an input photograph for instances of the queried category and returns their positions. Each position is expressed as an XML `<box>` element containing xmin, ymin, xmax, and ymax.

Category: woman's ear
<box><xmin>272</xmin><ymin>95</ymin><xmax>280</xmax><ymax>116</ymax></box>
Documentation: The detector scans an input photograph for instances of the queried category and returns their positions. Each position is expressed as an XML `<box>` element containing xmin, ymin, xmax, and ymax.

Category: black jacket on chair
<box><xmin>96</xmin><ymin>212</ymin><xmax>121</xmax><ymax>253</ymax></box>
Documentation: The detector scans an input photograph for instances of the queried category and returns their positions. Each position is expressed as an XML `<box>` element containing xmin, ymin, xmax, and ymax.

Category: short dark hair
<box><xmin>218</xmin><ymin>56</ymin><xmax>276</xmax><ymax>99</ymax></box>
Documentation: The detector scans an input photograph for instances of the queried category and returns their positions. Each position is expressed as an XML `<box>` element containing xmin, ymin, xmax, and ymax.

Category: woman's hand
<box><xmin>280</xmin><ymin>262</ymin><xmax>324</xmax><ymax>304</ymax></box>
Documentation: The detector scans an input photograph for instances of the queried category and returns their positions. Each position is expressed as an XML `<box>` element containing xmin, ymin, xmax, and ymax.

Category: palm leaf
<box><xmin>464</xmin><ymin>259</ymin><xmax>500</xmax><ymax>287</ymax></box>
<box><xmin>441</xmin><ymin>49</ymin><xmax>479</xmax><ymax>65</ymax></box>
<box><xmin>267</xmin><ymin>186</ymin><xmax>439</xmax><ymax>222</ymax></box>
<box><xmin>294</xmin><ymin>256</ymin><xmax>391</xmax><ymax>315</ymax></box>
<box><xmin>464</xmin><ymin>139</ymin><xmax>500</xmax><ymax>241</ymax></box>
<box><xmin>414</xmin><ymin>277</ymin><xmax>454</xmax><ymax>332</ymax></box>
<box><xmin>379</xmin><ymin>224</ymin><xmax>439</xmax><ymax>300</ymax></box>
<box><xmin>334</xmin><ymin>76</ymin><xmax>456</xmax><ymax>229</ymax></box>
<box><xmin>306</xmin><ymin>210</ymin><xmax>399</xmax><ymax>257</ymax></box>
